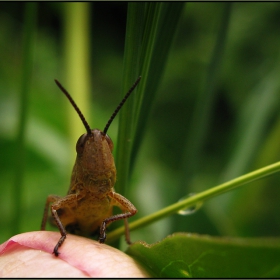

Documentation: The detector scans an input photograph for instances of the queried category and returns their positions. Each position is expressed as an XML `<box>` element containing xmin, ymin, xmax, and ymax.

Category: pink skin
<box><xmin>0</xmin><ymin>231</ymin><xmax>149</xmax><ymax>277</ymax></box>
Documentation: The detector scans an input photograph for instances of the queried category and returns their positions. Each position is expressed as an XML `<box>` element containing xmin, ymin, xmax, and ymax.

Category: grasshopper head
<box><xmin>76</xmin><ymin>129</ymin><xmax>113</xmax><ymax>156</ymax></box>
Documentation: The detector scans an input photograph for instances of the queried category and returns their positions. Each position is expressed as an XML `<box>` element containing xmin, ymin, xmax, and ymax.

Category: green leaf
<box><xmin>127</xmin><ymin>233</ymin><xmax>280</xmax><ymax>278</ymax></box>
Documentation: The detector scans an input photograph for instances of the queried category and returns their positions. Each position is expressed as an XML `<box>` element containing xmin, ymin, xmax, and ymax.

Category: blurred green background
<box><xmin>1</xmin><ymin>2</ymin><xmax>280</xmax><ymax>246</ymax></box>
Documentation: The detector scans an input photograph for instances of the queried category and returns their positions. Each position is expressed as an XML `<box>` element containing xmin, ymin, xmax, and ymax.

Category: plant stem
<box><xmin>107</xmin><ymin>160</ymin><xmax>280</xmax><ymax>243</ymax></box>
<box><xmin>63</xmin><ymin>2</ymin><xmax>91</xmax><ymax>164</ymax></box>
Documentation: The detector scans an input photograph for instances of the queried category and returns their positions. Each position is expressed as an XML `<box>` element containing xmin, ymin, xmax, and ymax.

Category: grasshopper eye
<box><xmin>76</xmin><ymin>133</ymin><xmax>88</xmax><ymax>154</ymax></box>
<box><xmin>105</xmin><ymin>134</ymin><xmax>114</xmax><ymax>151</ymax></box>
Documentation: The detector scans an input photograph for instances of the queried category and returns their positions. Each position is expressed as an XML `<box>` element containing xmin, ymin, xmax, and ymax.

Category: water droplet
<box><xmin>177</xmin><ymin>193</ymin><xmax>203</xmax><ymax>216</ymax></box>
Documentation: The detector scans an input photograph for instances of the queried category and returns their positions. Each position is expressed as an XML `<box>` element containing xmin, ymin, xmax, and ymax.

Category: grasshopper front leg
<box><xmin>41</xmin><ymin>193</ymin><xmax>81</xmax><ymax>256</ymax></box>
<box><xmin>99</xmin><ymin>191</ymin><xmax>137</xmax><ymax>244</ymax></box>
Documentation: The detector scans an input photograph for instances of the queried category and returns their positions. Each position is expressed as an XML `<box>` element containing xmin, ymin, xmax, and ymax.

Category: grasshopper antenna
<box><xmin>54</xmin><ymin>79</ymin><xmax>92</xmax><ymax>135</ymax></box>
<box><xmin>103</xmin><ymin>76</ymin><xmax>141</xmax><ymax>135</ymax></box>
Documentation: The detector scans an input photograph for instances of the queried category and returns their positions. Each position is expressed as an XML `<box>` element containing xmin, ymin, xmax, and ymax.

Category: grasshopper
<box><xmin>41</xmin><ymin>77</ymin><xmax>141</xmax><ymax>256</ymax></box>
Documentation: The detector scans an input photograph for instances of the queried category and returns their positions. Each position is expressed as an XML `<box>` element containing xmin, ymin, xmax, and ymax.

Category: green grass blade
<box><xmin>130</xmin><ymin>2</ymin><xmax>185</xmax><ymax>173</ymax></box>
<box><xmin>180</xmin><ymin>3</ymin><xmax>232</xmax><ymax>190</ymax></box>
<box><xmin>115</xmin><ymin>3</ymin><xmax>146</xmax><ymax>195</ymax></box>
<box><xmin>221</xmin><ymin>58</ymin><xmax>280</xmax><ymax>181</ymax></box>
<box><xmin>11</xmin><ymin>3</ymin><xmax>37</xmax><ymax>236</ymax></box>
<box><xmin>116</xmin><ymin>3</ymin><xmax>184</xmax><ymax>197</ymax></box>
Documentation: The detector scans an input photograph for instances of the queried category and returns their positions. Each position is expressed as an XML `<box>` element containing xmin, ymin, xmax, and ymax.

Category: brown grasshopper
<box><xmin>41</xmin><ymin>77</ymin><xmax>141</xmax><ymax>256</ymax></box>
